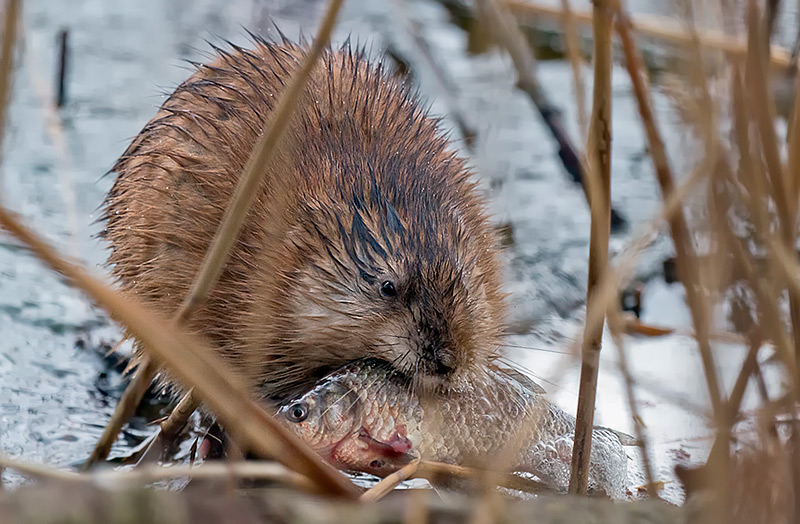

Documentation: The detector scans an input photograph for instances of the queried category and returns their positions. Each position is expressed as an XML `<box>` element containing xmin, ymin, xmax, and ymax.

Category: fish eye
<box><xmin>380</xmin><ymin>280</ymin><xmax>397</xmax><ymax>297</ymax></box>
<box><xmin>286</xmin><ymin>401</ymin><xmax>309</xmax><ymax>423</ymax></box>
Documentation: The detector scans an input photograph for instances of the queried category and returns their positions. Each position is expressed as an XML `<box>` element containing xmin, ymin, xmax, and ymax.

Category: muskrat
<box><xmin>103</xmin><ymin>38</ymin><xmax>506</xmax><ymax>402</ymax></box>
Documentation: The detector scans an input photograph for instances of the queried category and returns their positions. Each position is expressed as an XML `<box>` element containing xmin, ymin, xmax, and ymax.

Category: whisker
<box><xmin>498</xmin><ymin>343</ymin><xmax>573</xmax><ymax>356</ymax></box>
<box><xmin>493</xmin><ymin>356</ymin><xmax>577</xmax><ymax>397</ymax></box>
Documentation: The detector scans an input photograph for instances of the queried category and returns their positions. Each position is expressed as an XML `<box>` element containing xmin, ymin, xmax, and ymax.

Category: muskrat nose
<box><xmin>435</xmin><ymin>358</ymin><xmax>453</xmax><ymax>375</ymax></box>
<box><xmin>424</xmin><ymin>345</ymin><xmax>454</xmax><ymax>375</ymax></box>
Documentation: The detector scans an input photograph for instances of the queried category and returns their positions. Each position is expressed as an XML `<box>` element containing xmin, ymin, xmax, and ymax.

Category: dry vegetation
<box><xmin>1</xmin><ymin>0</ymin><xmax>800</xmax><ymax>522</ymax></box>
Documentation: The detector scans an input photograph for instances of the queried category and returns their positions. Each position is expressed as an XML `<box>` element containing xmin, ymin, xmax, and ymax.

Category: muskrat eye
<box><xmin>380</xmin><ymin>280</ymin><xmax>397</xmax><ymax>297</ymax></box>
<box><xmin>286</xmin><ymin>401</ymin><xmax>309</xmax><ymax>423</ymax></box>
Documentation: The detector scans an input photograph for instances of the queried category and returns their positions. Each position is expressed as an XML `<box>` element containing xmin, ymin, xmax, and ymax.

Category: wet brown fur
<box><xmin>103</xmin><ymin>38</ymin><xmax>506</xmax><ymax>402</ymax></box>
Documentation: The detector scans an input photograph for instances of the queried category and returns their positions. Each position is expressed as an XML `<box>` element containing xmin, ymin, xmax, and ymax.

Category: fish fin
<box><xmin>498</xmin><ymin>366</ymin><xmax>547</xmax><ymax>394</ymax></box>
<box><xmin>595</xmin><ymin>426</ymin><xmax>640</xmax><ymax>447</ymax></box>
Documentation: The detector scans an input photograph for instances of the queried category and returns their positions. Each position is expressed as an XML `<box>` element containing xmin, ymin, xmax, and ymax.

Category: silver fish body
<box><xmin>278</xmin><ymin>359</ymin><xmax>628</xmax><ymax>497</ymax></box>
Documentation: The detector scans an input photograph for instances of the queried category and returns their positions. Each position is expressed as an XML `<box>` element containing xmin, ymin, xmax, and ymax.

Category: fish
<box><xmin>277</xmin><ymin>358</ymin><xmax>629</xmax><ymax>497</ymax></box>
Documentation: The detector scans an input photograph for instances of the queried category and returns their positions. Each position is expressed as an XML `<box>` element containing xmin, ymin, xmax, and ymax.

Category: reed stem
<box><xmin>360</xmin><ymin>460</ymin><xmax>420</xmax><ymax>502</ymax></box>
<box><xmin>0</xmin><ymin>0</ymin><xmax>19</xmax><ymax>183</ymax></box>
<box><xmin>606</xmin><ymin>306</ymin><xmax>658</xmax><ymax>497</ymax></box>
<box><xmin>559</xmin><ymin>0</ymin><xmax>588</xmax><ymax>141</ymax></box>
<box><xmin>568</xmin><ymin>0</ymin><xmax>614</xmax><ymax>496</ymax></box>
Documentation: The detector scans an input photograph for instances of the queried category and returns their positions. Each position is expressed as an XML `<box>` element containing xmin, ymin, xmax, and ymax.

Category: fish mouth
<box><xmin>353</xmin><ymin>427</ymin><xmax>416</xmax><ymax>477</ymax></box>
<box><xmin>357</xmin><ymin>427</ymin><xmax>413</xmax><ymax>456</ymax></box>
<box><xmin>326</xmin><ymin>425</ymin><xmax>416</xmax><ymax>478</ymax></box>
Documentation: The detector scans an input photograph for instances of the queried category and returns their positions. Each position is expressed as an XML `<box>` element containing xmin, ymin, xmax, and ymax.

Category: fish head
<box><xmin>277</xmin><ymin>379</ymin><xmax>363</xmax><ymax>457</ymax></box>
<box><xmin>277</xmin><ymin>362</ymin><xmax>419</xmax><ymax>477</ymax></box>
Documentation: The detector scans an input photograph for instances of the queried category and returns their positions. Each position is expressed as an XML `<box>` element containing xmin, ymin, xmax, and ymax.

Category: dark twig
<box><xmin>56</xmin><ymin>29</ymin><xmax>68</xmax><ymax>108</ymax></box>
<box><xmin>475</xmin><ymin>0</ymin><xmax>626</xmax><ymax>231</ymax></box>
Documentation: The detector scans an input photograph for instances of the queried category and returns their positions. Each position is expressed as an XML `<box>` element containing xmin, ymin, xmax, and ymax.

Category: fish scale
<box><xmin>278</xmin><ymin>358</ymin><xmax>628</xmax><ymax>497</ymax></box>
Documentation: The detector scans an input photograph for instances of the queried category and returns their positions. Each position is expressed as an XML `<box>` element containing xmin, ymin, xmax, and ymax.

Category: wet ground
<box><xmin>0</xmin><ymin>0</ymin><xmax>793</xmax><ymax>503</ymax></box>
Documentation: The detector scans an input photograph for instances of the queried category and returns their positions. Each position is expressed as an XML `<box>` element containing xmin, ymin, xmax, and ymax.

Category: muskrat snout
<box><xmin>429</xmin><ymin>348</ymin><xmax>455</xmax><ymax>376</ymax></box>
<box><xmin>419</xmin><ymin>338</ymin><xmax>457</xmax><ymax>377</ymax></box>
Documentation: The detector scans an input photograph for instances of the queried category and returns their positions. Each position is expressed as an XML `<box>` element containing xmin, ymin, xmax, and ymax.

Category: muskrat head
<box><xmin>244</xmin><ymin>50</ymin><xmax>505</xmax><ymax>399</ymax></box>
<box><xmin>260</xmin><ymin>172</ymin><xmax>505</xmax><ymax>396</ymax></box>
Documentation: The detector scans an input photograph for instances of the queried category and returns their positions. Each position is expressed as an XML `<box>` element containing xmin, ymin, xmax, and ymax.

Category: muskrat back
<box><xmin>103</xmin><ymin>39</ymin><xmax>506</xmax><ymax>401</ymax></box>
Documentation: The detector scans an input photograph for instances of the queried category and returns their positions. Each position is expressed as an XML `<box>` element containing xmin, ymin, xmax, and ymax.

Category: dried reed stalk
<box><xmin>412</xmin><ymin>461</ymin><xmax>549</xmax><ymax>495</ymax></box>
<box><xmin>728</xmin><ymin>67</ymin><xmax>796</xmax><ymax>377</ymax></box>
<box><xmin>539</xmin><ymin>159</ymin><xmax>709</xmax><ymax>495</ymax></box>
<box><xmin>0</xmin><ymin>0</ymin><xmax>18</xmax><ymax>179</ymax></box>
<box><xmin>0</xmin><ymin>208</ymin><xmax>360</xmax><ymax>499</ymax></box>
<box><xmin>102</xmin><ymin>461</ymin><xmax>312</xmax><ymax>489</ymax></box>
<box><xmin>740</xmin><ymin>22</ymin><xmax>800</xmax><ymax>512</ymax></box>
<box><xmin>349</xmin><ymin>456</ymin><xmax>552</xmax><ymax>503</ymax></box>
<box><xmin>725</xmin><ymin>68</ymin><xmax>800</xmax><ymax>517</ymax></box>
<box><xmin>744</xmin><ymin>2</ymin><xmax>793</xmax><ymax>248</ymax></box>
<box><xmin>702</xmin><ymin>155</ymin><xmax>769</xmax><ymax>489</ymax></box>
<box><xmin>469</xmin><ymin>0</ymin><xmax>610</xmax><ymax>499</ymax></box>
<box><xmin>0</xmin><ymin>455</ymin><xmax>83</xmax><ymax>483</ymax></box>
<box><xmin>636</xmin><ymin>2</ymin><xmax>734</xmax><ymax>505</ymax></box>
<box><xmin>743</xmin><ymin>0</ymin><xmax>800</xmax><ymax>402</ymax></box>
<box><xmin>3</xmin><ymin>455</ymin><xmax>316</xmax><ymax>492</ymax></box>
<box><xmin>504</xmin><ymin>0</ymin><xmax>798</xmax><ymax>70</ymax></box>
<box><xmin>568</xmin><ymin>0</ymin><xmax>614</xmax><ymax>496</ymax></box>
<box><xmin>86</xmin><ymin>0</ymin><xmax>345</xmax><ymax>467</ymax></box>
<box><xmin>705</xmin><ymin>132</ymin><xmax>769</xmax><ymax>405</ymax></box>
<box><xmin>361</xmin><ymin>460</ymin><xmax>421</xmax><ymax>502</ymax></box>
<box><xmin>674</xmin><ymin>0</ymin><xmax>729</xmax><ymax>424</ymax></box>
<box><xmin>158</xmin><ymin>388</ymin><xmax>199</xmax><ymax>439</ymax></box>
<box><xmin>0</xmin><ymin>0</ymin><xmax>17</xmax><ymax>491</ymax></box>
<box><xmin>787</xmin><ymin>41</ymin><xmax>800</xmax><ymax>214</ymax></box>
<box><xmin>132</xmin><ymin>387</ymin><xmax>198</xmax><ymax>465</ymax></box>
<box><xmin>606</xmin><ymin>306</ymin><xmax>658</xmax><ymax>496</ymax></box>
<box><xmin>403</xmin><ymin>489</ymin><xmax>430</xmax><ymax>524</ymax></box>
<box><xmin>693</xmin><ymin>93</ymin><xmax>800</xmax><ymax>516</ymax></box>
<box><xmin>178</xmin><ymin>2</ymin><xmax>340</xmax><ymax>321</ymax></box>
<box><xmin>617</xmin><ymin>0</ymin><xmax>729</xmax><ymax>421</ymax></box>
<box><xmin>663</xmin><ymin>1</ymin><xmax>800</xmax><ymax>512</ymax></box>
<box><xmin>607</xmin><ymin>6</ymin><xmax>732</xmax><ymax>499</ymax></box>
<box><xmin>574</xmin><ymin>161</ymin><xmax>708</xmax><ymax>369</ymax></box>
<box><xmin>560</xmin><ymin>0</ymin><xmax>588</xmax><ymax>140</ymax></box>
